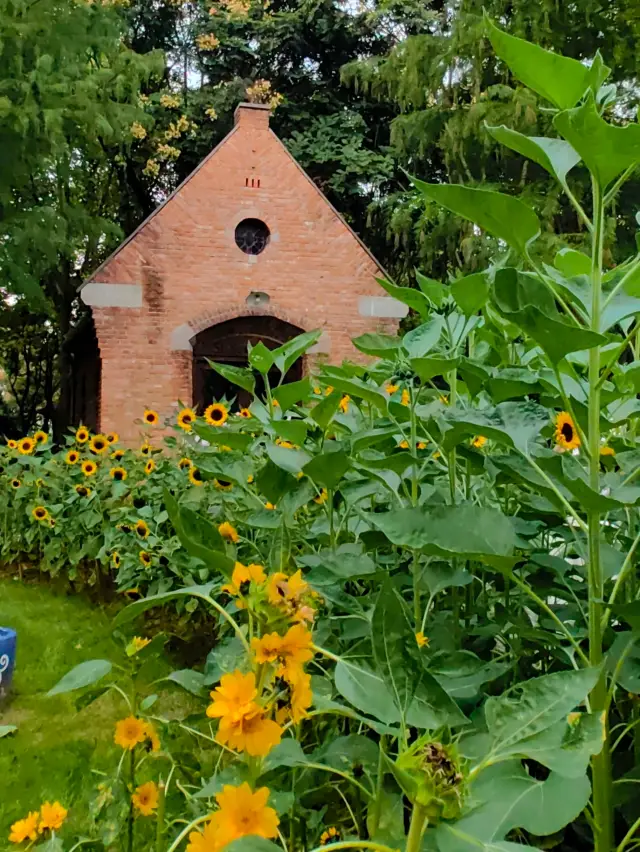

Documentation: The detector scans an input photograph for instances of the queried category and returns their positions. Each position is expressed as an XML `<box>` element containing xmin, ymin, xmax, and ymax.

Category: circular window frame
<box><xmin>234</xmin><ymin>218</ymin><xmax>271</xmax><ymax>256</ymax></box>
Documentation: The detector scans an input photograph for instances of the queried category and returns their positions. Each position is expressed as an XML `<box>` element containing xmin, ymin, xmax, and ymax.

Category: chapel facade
<box><xmin>79</xmin><ymin>102</ymin><xmax>406</xmax><ymax>442</ymax></box>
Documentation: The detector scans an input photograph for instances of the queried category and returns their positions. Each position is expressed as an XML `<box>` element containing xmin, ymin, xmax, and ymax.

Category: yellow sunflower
<box><xmin>314</xmin><ymin>488</ymin><xmax>328</xmax><ymax>505</ymax></box>
<box><xmin>76</xmin><ymin>426</ymin><xmax>90</xmax><ymax>443</ymax></box>
<box><xmin>135</xmin><ymin>519</ymin><xmax>150</xmax><ymax>538</ymax></box>
<box><xmin>65</xmin><ymin>450</ymin><xmax>80</xmax><ymax>465</ymax></box>
<box><xmin>111</xmin><ymin>449</ymin><xmax>125</xmax><ymax>460</ymax></box>
<box><xmin>204</xmin><ymin>403</ymin><xmax>228</xmax><ymax>427</ymax></box>
<box><xmin>140</xmin><ymin>441</ymin><xmax>152</xmax><ymax>456</ymax></box>
<box><xmin>114</xmin><ymin>716</ymin><xmax>147</xmax><ymax>750</ymax></box>
<box><xmin>600</xmin><ymin>445</ymin><xmax>615</xmax><ymax>456</ymax></box>
<box><xmin>238</xmin><ymin>408</ymin><xmax>252</xmax><ymax>419</ymax></box>
<box><xmin>472</xmin><ymin>435</ymin><xmax>487</xmax><ymax>449</ymax></box>
<box><xmin>6</xmin><ymin>439</ymin><xmax>18</xmax><ymax>449</ymax></box>
<box><xmin>189</xmin><ymin>467</ymin><xmax>204</xmax><ymax>486</ymax></box>
<box><xmin>10</xmin><ymin>479</ymin><xmax>21</xmax><ymax>489</ymax></box>
<box><xmin>34</xmin><ymin>430</ymin><xmax>48</xmax><ymax>445</ymax></box>
<box><xmin>81</xmin><ymin>460</ymin><xmax>97</xmax><ymax>477</ymax></box>
<box><xmin>178</xmin><ymin>457</ymin><xmax>192</xmax><ymax>470</ymax></box>
<box><xmin>143</xmin><ymin>409</ymin><xmax>159</xmax><ymax>426</ymax></box>
<box><xmin>214</xmin><ymin>478</ymin><xmax>233</xmax><ymax>492</ymax></box>
<box><xmin>338</xmin><ymin>395</ymin><xmax>350</xmax><ymax>414</ymax></box>
<box><xmin>110</xmin><ymin>467</ymin><xmax>127</xmax><ymax>481</ymax></box>
<box><xmin>90</xmin><ymin>434</ymin><xmax>109</xmax><ymax>454</ymax></box>
<box><xmin>177</xmin><ymin>408</ymin><xmax>196</xmax><ymax>431</ymax></box>
<box><xmin>132</xmin><ymin>781</ymin><xmax>158</xmax><ymax>817</ymax></box>
<box><xmin>139</xmin><ymin>550</ymin><xmax>152</xmax><ymax>567</ymax></box>
<box><xmin>32</xmin><ymin>506</ymin><xmax>49</xmax><ymax>522</ymax></box>
<box><xmin>554</xmin><ymin>411</ymin><xmax>581</xmax><ymax>451</ymax></box>
<box><xmin>18</xmin><ymin>437</ymin><xmax>35</xmax><ymax>455</ymax></box>
<box><xmin>75</xmin><ymin>484</ymin><xmax>91</xmax><ymax>497</ymax></box>
<box><xmin>106</xmin><ymin>431</ymin><xmax>119</xmax><ymax>444</ymax></box>
<box><xmin>144</xmin><ymin>460</ymin><xmax>156</xmax><ymax>475</ymax></box>
<box><xmin>38</xmin><ymin>802</ymin><xmax>68</xmax><ymax>833</ymax></box>
<box><xmin>320</xmin><ymin>827</ymin><xmax>341</xmax><ymax>845</ymax></box>
<box><xmin>112</xmin><ymin>552</ymin><xmax>121</xmax><ymax>568</ymax></box>
<box><xmin>218</xmin><ymin>521</ymin><xmax>239</xmax><ymax>542</ymax></box>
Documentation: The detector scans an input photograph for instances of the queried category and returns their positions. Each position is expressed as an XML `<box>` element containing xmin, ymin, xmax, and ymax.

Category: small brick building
<box><xmin>79</xmin><ymin>102</ymin><xmax>405</xmax><ymax>441</ymax></box>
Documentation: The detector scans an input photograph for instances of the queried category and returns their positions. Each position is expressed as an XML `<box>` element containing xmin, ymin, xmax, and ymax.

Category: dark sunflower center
<box><xmin>212</xmin><ymin>409</ymin><xmax>223</xmax><ymax>421</ymax></box>
<box><xmin>192</xmin><ymin>470</ymin><xmax>202</xmax><ymax>481</ymax></box>
<box><xmin>36</xmin><ymin>510</ymin><xmax>45</xmax><ymax>518</ymax></box>
<box><xmin>239</xmin><ymin>580</ymin><xmax>251</xmax><ymax>596</ymax></box>
<box><xmin>561</xmin><ymin>422</ymin><xmax>574</xmax><ymax>441</ymax></box>
<box><xmin>114</xmin><ymin>471</ymin><xmax>123</xmax><ymax>480</ymax></box>
<box><xmin>218</xmin><ymin>479</ymin><xmax>231</xmax><ymax>488</ymax></box>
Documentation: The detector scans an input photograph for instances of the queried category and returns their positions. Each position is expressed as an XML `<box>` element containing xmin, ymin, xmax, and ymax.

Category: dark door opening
<box><xmin>192</xmin><ymin>315</ymin><xmax>304</xmax><ymax>410</ymax></box>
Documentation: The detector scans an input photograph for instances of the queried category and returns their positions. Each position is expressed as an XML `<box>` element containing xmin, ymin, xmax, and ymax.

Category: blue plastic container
<box><xmin>0</xmin><ymin>627</ymin><xmax>17</xmax><ymax>701</ymax></box>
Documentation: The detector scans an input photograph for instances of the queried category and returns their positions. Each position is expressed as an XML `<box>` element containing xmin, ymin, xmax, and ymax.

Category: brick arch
<box><xmin>185</xmin><ymin>303</ymin><xmax>313</xmax><ymax>341</ymax></box>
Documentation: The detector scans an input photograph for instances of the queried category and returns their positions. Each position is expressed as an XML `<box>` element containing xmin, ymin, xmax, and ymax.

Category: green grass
<box><xmin>0</xmin><ymin>577</ymin><xmax>198</xmax><ymax>845</ymax></box>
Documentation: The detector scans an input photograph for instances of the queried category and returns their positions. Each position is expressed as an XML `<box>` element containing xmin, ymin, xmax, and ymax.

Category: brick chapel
<box><xmin>77</xmin><ymin>102</ymin><xmax>406</xmax><ymax>442</ymax></box>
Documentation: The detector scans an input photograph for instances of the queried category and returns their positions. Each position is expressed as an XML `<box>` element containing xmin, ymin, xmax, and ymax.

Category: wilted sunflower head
<box><xmin>18</xmin><ymin>437</ymin><xmax>35</xmax><ymax>455</ymax></box>
<box><xmin>177</xmin><ymin>408</ymin><xmax>196</xmax><ymax>431</ymax></box>
<box><xmin>110</xmin><ymin>467</ymin><xmax>127</xmax><ymax>482</ymax></box>
<box><xmin>143</xmin><ymin>409</ymin><xmax>159</xmax><ymax>426</ymax></box>
<box><xmin>135</xmin><ymin>519</ymin><xmax>150</xmax><ymax>538</ymax></box>
<box><xmin>32</xmin><ymin>505</ymin><xmax>49</xmax><ymax>522</ymax></box>
<box><xmin>34</xmin><ymin>430</ymin><xmax>48</xmax><ymax>445</ymax></box>
<box><xmin>188</xmin><ymin>467</ymin><xmax>203</xmax><ymax>486</ymax></box>
<box><xmin>66</xmin><ymin>450</ymin><xmax>79</xmax><ymax>465</ymax></box>
<box><xmin>76</xmin><ymin>426</ymin><xmax>90</xmax><ymax>443</ymax></box>
<box><xmin>75</xmin><ymin>484</ymin><xmax>91</xmax><ymax>497</ymax></box>
<box><xmin>204</xmin><ymin>403</ymin><xmax>228</xmax><ymax>427</ymax></box>
<box><xmin>139</xmin><ymin>550</ymin><xmax>152</xmax><ymax>566</ymax></box>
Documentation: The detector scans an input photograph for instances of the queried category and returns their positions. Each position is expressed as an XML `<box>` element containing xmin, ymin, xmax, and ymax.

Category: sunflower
<box><xmin>143</xmin><ymin>409</ymin><xmax>159</xmax><ymax>426</ymax></box>
<box><xmin>144</xmin><ymin>460</ymin><xmax>156</xmax><ymax>475</ymax></box>
<box><xmin>9</xmin><ymin>812</ymin><xmax>40</xmax><ymax>844</ymax></box>
<box><xmin>238</xmin><ymin>408</ymin><xmax>252</xmax><ymax>419</ymax></box>
<box><xmin>111</xmin><ymin>448</ymin><xmax>125</xmax><ymax>460</ymax></box>
<box><xmin>38</xmin><ymin>802</ymin><xmax>68</xmax><ymax>833</ymax></box>
<box><xmin>600</xmin><ymin>445</ymin><xmax>615</xmax><ymax>456</ymax></box>
<box><xmin>132</xmin><ymin>781</ymin><xmax>159</xmax><ymax>817</ymax></box>
<box><xmin>10</xmin><ymin>479</ymin><xmax>20</xmax><ymax>489</ymax></box>
<box><xmin>213</xmin><ymin>783</ymin><xmax>280</xmax><ymax>845</ymax></box>
<box><xmin>314</xmin><ymin>488</ymin><xmax>328</xmax><ymax>505</ymax></box>
<box><xmin>132</xmin><ymin>636</ymin><xmax>151</xmax><ymax>652</ymax></box>
<box><xmin>139</xmin><ymin>550</ymin><xmax>152</xmax><ymax>567</ymax></box>
<box><xmin>75</xmin><ymin>484</ymin><xmax>91</xmax><ymax>497</ymax></box>
<box><xmin>401</xmin><ymin>388</ymin><xmax>410</xmax><ymax>406</ymax></box>
<box><xmin>338</xmin><ymin>395</ymin><xmax>350</xmax><ymax>414</ymax></box>
<box><xmin>106</xmin><ymin>432</ymin><xmax>119</xmax><ymax>444</ymax></box>
<box><xmin>110</xmin><ymin>467</ymin><xmax>127</xmax><ymax>482</ymax></box>
<box><xmin>385</xmin><ymin>383</ymin><xmax>399</xmax><ymax>395</ymax></box>
<box><xmin>177</xmin><ymin>408</ymin><xmax>196</xmax><ymax>431</ymax></box>
<box><xmin>81</xmin><ymin>460</ymin><xmax>97</xmax><ymax>477</ymax></box>
<box><xmin>90</xmin><ymin>434</ymin><xmax>109</xmax><ymax>454</ymax></box>
<box><xmin>76</xmin><ymin>426</ymin><xmax>90</xmax><ymax>443</ymax></box>
<box><xmin>140</xmin><ymin>441</ymin><xmax>152</xmax><ymax>456</ymax></box>
<box><xmin>7</xmin><ymin>439</ymin><xmax>18</xmax><ymax>449</ymax></box>
<box><xmin>554</xmin><ymin>411</ymin><xmax>581</xmax><ymax>451</ymax></box>
<box><xmin>114</xmin><ymin>716</ymin><xmax>147</xmax><ymax>750</ymax></box>
<box><xmin>472</xmin><ymin>435</ymin><xmax>487</xmax><ymax>449</ymax></box>
<box><xmin>206</xmin><ymin>672</ymin><xmax>282</xmax><ymax>757</ymax></box>
<box><xmin>32</xmin><ymin>506</ymin><xmax>49</xmax><ymax>522</ymax></box>
<box><xmin>178</xmin><ymin>457</ymin><xmax>192</xmax><ymax>470</ymax></box>
<box><xmin>214</xmin><ymin>478</ymin><xmax>233</xmax><ymax>492</ymax></box>
<box><xmin>218</xmin><ymin>521</ymin><xmax>239</xmax><ymax>542</ymax></box>
<box><xmin>320</xmin><ymin>828</ymin><xmax>341</xmax><ymax>845</ymax></box>
<box><xmin>65</xmin><ymin>450</ymin><xmax>79</xmax><ymax>465</ymax></box>
<box><xmin>265</xmin><ymin>501</ymin><xmax>276</xmax><ymax>510</ymax></box>
<box><xmin>135</xmin><ymin>519</ymin><xmax>150</xmax><ymax>539</ymax></box>
<box><xmin>415</xmin><ymin>631</ymin><xmax>429</xmax><ymax>648</ymax></box>
<box><xmin>112</xmin><ymin>552</ymin><xmax>121</xmax><ymax>568</ymax></box>
<box><xmin>34</xmin><ymin>430</ymin><xmax>48</xmax><ymax>445</ymax></box>
<box><xmin>204</xmin><ymin>403</ymin><xmax>228</xmax><ymax>427</ymax></box>
<box><xmin>189</xmin><ymin>467</ymin><xmax>204</xmax><ymax>486</ymax></box>
<box><xmin>18</xmin><ymin>437</ymin><xmax>35</xmax><ymax>455</ymax></box>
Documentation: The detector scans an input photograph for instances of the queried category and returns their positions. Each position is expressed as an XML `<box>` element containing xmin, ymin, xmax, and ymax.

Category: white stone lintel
<box><xmin>358</xmin><ymin>296</ymin><xmax>408</xmax><ymax>319</ymax></box>
<box><xmin>81</xmin><ymin>282</ymin><xmax>142</xmax><ymax>309</ymax></box>
<box><xmin>171</xmin><ymin>324</ymin><xmax>195</xmax><ymax>352</ymax></box>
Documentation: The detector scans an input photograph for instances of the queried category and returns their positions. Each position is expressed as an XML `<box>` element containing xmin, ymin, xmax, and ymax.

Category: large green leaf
<box><xmin>371</xmin><ymin>579</ymin><xmax>420</xmax><ymax>718</ymax></box>
<box><xmin>411</xmin><ymin>357</ymin><xmax>459</xmax><ymax>383</ymax></box>
<box><xmin>441</xmin><ymin>400</ymin><xmax>549</xmax><ymax>454</ymax></box>
<box><xmin>265</xmin><ymin>442</ymin><xmax>311</xmax><ymax>475</ymax></box>
<box><xmin>367</xmin><ymin>504</ymin><xmax>518</xmax><ymax>570</ymax></box>
<box><xmin>554</xmin><ymin>95</ymin><xmax>640</xmax><ymax>188</ymax></box>
<box><xmin>317</xmin><ymin>373</ymin><xmax>387</xmax><ymax>410</ymax></box>
<box><xmin>485</xmin><ymin>667</ymin><xmax>600</xmax><ymax>754</ymax></box>
<box><xmin>303</xmin><ymin>449</ymin><xmax>350</xmax><ymax>489</ymax></box>
<box><xmin>353</xmin><ymin>332</ymin><xmax>402</xmax><ymax>359</ymax></box>
<box><xmin>164</xmin><ymin>490</ymin><xmax>234</xmax><ymax>577</ymax></box>
<box><xmin>402</xmin><ymin>317</ymin><xmax>444</xmax><ymax>358</ymax></box>
<box><xmin>435</xmin><ymin>762</ymin><xmax>590</xmax><ymax>851</ymax></box>
<box><xmin>248</xmin><ymin>340</ymin><xmax>275</xmax><ymax>373</ymax></box>
<box><xmin>48</xmin><ymin>660</ymin><xmax>112</xmax><ymax>697</ymax></box>
<box><xmin>376</xmin><ymin>277</ymin><xmax>431</xmax><ymax>318</ymax></box>
<box><xmin>272</xmin><ymin>329</ymin><xmax>322</xmax><ymax>376</ymax></box>
<box><xmin>486</xmin><ymin>126</ymin><xmax>581</xmax><ymax>191</ymax></box>
<box><xmin>451</xmin><ymin>273</ymin><xmax>490</xmax><ymax>316</ymax></box>
<box><xmin>415</xmin><ymin>270</ymin><xmax>447</xmax><ymax>306</ymax></box>
<box><xmin>206</xmin><ymin>359</ymin><xmax>255</xmax><ymax>395</ymax></box>
<box><xmin>484</xmin><ymin>16</ymin><xmax>606</xmax><ymax>110</ymax></box>
<box><xmin>272</xmin><ymin>378</ymin><xmax>311</xmax><ymax>412</ymax></box>
<box><xmin>112</xmin><ymin>583</ymin><xmax>218</xmax><ymax>627</ymax></box>
<box><xmin>413</xmin><ymin>179</ymin><xmax>540</xmax><ymax>254</ymax></box>
<box><xmin>192</xmin><ymin>423</ymin><xmax>254</xmax><ymax>452</ymax></box>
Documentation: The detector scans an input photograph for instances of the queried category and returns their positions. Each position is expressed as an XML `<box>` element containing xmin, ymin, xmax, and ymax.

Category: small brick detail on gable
<box><xmin>82</xmin><ymin>102</ymin><xmax>403</xmax><ymax>441</ymax></box>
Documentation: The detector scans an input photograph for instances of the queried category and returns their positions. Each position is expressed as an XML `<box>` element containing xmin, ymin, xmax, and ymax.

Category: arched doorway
<box><xmin>192</xmin><ymin>315</ymin><xmax>304</xmax><ymax>410</ymax></box>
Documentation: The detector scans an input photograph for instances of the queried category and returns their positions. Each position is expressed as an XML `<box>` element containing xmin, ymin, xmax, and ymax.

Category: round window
<box><xmin>235</xmin><ymin>218</ymin><xmax>271</xmax><ymax>255</ymax></box>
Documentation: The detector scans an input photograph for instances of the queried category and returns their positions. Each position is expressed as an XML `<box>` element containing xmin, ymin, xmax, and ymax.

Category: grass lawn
<box><xmin>0</xmin><ymin>577</ymin><xmax>199</xmax><ymax>843</ymax></box>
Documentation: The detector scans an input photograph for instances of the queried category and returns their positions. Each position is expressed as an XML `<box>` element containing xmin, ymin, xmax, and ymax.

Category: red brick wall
<box><xmin>86</xmin><ymin>103</ymin><xmax>397</xmax><ymax>441</ymax></box>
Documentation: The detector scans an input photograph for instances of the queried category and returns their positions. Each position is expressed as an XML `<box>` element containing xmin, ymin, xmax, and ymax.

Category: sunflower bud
<box><xmin>388</xmin><ymin>735</ymin><xmax>466</xmax><ymax>822</ymax></box>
